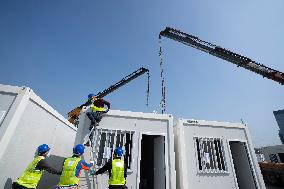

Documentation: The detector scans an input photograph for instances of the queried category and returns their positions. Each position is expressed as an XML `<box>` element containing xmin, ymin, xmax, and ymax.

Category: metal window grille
<box><xmin>91</xmin><ymin>128</ymin><xmax>134</xmax><ymax>169</ymax></box>
<box><xmin>195</xmin><ymin>137</ymin><xmax>227</xmax><ymax>173</ymax></box>
<box><xmin>269</xmin><ymin>154</ymin><xmax>279</xmax><ymax>163</ymax></box>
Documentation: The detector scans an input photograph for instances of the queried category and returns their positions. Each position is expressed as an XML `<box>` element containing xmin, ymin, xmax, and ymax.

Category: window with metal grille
<box><xmin>91</xmin><ymin>128</ymin><xmax>134</xmax><ymax>169</ymax></box>
<box><xmin>269</xmin><ymin>154</ymin><xmax>279</xmax><ymax>163</ymax></box>
<box><xmin>195</xmin><ymin>137</ymin><xmax>227</xmax><ymax>173</ymax></box>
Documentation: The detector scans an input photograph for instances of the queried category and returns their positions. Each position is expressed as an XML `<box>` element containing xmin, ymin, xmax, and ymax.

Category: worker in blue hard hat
<box><xmin>57</xmin><ymin>144</ymin><xmax>94</xmax><ymax>189</ymax></box>
<box><xmin>86</xmin><ymin>94</ymin><xmax>110</xmax><ymax>127</ymax></box>
<box><xmin>84</xmin><ymin>93</ymin><xmax>110</xmax><ymax>146</ymax></box>
<box><xmin>95</xmin><ymin>147</ymin><xmax>127</xmax><ymax>189</ymax></box>
<box><xmin>84</xmin><ymin>93</ymin><xmax>96</xmax><ymax>106</ymax></box>
<box><xmin>12</xmin><ymin>144</ymin><xmax>62</xmax><ymax>189</ymax></box>
<box><xmin>88</xmin><ymin>93</ymin><xmax>95</xmax><ymax>99</ymax></box>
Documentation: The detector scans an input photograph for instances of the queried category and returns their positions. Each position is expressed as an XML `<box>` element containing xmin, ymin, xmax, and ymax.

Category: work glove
<box><xmin>104</xmin><ymin>109</ymin><xmax>109</xmax><ymax>113</ymax></box>
<box><xmin>90</xmin><ymin>169</ymin><xmax>95</xmax><ymax>175</ymax></box>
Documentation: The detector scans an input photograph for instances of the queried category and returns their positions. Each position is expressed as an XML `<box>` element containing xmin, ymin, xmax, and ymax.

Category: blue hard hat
<box><xmin>73</xmin><ymin>144</ymin><xmax>85</xmax><ymax>155</ymax></box>
<box><xmin>114</xmin><ymin>147</ymin><xmax>124</xmax><ymax>157</ymax></box>
<box><xmin>38</xmin><ymin>144</ymin><xmax>50</xmax><ymax>154</ymax></box>
<box><xmin>88</xmin><ymin>93</ymin><xmax>95</xmax><ymax>99</ymax></box>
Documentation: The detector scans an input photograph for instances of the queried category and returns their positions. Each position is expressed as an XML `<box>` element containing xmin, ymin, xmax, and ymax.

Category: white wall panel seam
<box><xmin>0</xmin><ymin>88</ymin><xmax>30</xmax><ymax>161</ymax></box>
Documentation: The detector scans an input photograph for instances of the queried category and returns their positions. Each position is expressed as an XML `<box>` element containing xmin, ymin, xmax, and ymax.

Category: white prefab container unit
<box><xmin>75</xmin><ymin>108</ymin><xmax>176</xmax><ymax>189</ymax></box>
<box><xmin>0</xmin><ymin>83</ymin><xmax>267</xmax><ymax>189</ymax></box>
<box><xmin>174</xmin><ymin>118</ymin><xmax>266</xmax><ymax>189</ymax></box>
<box><xmin>0</xmin><ymin>84</ymin><xmax>77</xmax><ymax>189</ymax></box>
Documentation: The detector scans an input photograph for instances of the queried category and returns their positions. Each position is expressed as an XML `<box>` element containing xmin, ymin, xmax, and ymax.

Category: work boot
<box><xmin>84</xmin><ymin>141</ymin><xmax>90</xmax><ymax>147</ymax></box>
<box><xmin>89</xmin><ymin>123</ymin><xmax>99</xmax><ymax>130</ymax></box>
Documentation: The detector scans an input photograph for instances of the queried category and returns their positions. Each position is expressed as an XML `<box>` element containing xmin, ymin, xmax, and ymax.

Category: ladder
<box><xmin>84</xmin><ymin>127</ymin><xmax>134</xmax><ymax>188</ymax></box>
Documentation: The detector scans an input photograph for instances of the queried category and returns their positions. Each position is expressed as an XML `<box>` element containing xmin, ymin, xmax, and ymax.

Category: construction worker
<box><xmin>57</xmin><ymin>144</ymin><xmax>94</xmax><ymax>189</ymax></box>
<box><xmin>86</xmin><ymin>94</ymin><xmax>110</xmax><ymax>127</ymax></box>
<box><xmin>95</xmin><ymin>147</ymin><xmax>127</xmax><ymax>189</ymax></box>
<box><xmin>82</xmin><ymin>93</ymin><xmax>96</xmax><ymax>107</ymax></box>
<box><xmin>85</xmin><ymin>93</ymin><xmax>110</xmax><ymax>146</ymax></box>
<box><xmin>12</xmin><ymin>144</ymin><xmax>62</xmax><ymax>189</ymax></box>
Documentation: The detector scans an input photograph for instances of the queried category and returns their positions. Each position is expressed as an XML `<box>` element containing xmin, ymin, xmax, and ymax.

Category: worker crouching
<box><xmin>85</xmin><ymin>93</ymin><xmax>110</xmax><ymax>146</ymax></box>
<box><xmin>86</xmin><ymin>94</ymin><xmax>110</xmax><ymax>128</ymax></box>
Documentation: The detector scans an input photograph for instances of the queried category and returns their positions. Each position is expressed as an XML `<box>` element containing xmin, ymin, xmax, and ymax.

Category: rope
<box><xmin>146</xmin><ymin>71</ymin><xmax>150</xmax><ymax>106</ymax></box>
<box><xmin>159</xmin><ymin>36</ymin><xmax>166</xmax><ymax>114</ymax></box>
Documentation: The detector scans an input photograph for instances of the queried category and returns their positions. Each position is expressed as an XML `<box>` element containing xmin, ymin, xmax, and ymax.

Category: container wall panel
<box><xmin>0</xmin><ymin>88</ymin><xmax>76</xmax><ymax>189</ymax></box>
<box><xmin>0</xmin><ymin>92</ymin><xmax>16</xmax><ymax>127</ymax></box>
<box><xmin>174</xmin><ymin>119</ymin><xmax>266</xmax><ymax>189</ymax></box>
<box><xmin>76</xmin><ymin>110</ymin><xmax>175</xmax><ymax>189</ymax></box>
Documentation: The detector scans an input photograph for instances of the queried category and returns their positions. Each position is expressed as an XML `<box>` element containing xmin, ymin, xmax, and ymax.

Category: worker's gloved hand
<box><xmin>104</xmin><ymin>109</ymin><xmax>109</xmax><ymax>113</ymax></box>
<box><xmin>90</xmin><ymin>161</ymin><xmax>95</xmax><ymax>166</ymax></box>
<box><xmin>90</xmin><ymin>169</ymin><xmax>95</xmax><ymax>175</ymax></box>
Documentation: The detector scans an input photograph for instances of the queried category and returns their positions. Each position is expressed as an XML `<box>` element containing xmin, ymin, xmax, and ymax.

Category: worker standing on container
<box><xmin>57</xmin><ymin>144</ymin><xmax>94</xmax><ymax>189</ymax></box>
<box><xmin>95</xmin><ymin>147</ymin><xmax>127</xmax><ymax>189</ymax></box>
<box><xmin>12</xmin><ymin>144</ymin><xmax>62</xmax><ymax>189</ymax></box>
<box><xmin>85</xmin><ymin>93</ymin><xmax>110</xmax><ymax>146</ymax></box>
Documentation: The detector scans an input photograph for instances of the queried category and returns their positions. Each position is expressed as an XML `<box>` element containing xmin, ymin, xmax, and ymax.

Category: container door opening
<box><xmin>139</xmin><ymin>134</ymin><xmax>166</xmax><ymax>189</ymax></box>
<box><xmin>229</xmin><ymin>141</ymin><xmax>257</xmax><ymax>189</ymax></box>
<box><xmin>278</xmin><ymin>153</ymin><xmax>284</xmax><ymax>163</ymax></box>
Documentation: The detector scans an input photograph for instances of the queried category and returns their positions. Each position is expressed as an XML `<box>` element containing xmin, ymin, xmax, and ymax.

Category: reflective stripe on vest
<box><xmin>58</xmin><ymin>157</ymin><xmax>81</xmax><ymax>186</ymax></box>
<box><xmin>91</xmin><ymin>104</ymin><xmax>105</xmax><ymax>112</ymax></box>
<box><xmin>16</xmin><ymin>156</ymin><xmax>44</xmax><ymax>188</ymax></box>
<box><xmin>109</xmin><ymin>159</ymin><xmax>126</xmax><ymax>185</ymax></box>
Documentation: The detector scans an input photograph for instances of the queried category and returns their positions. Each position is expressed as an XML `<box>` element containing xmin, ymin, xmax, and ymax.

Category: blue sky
<box><xmin>0</xmin><ymin>0</ymin><xmax>283</xmax><ymax>147</ymax></box>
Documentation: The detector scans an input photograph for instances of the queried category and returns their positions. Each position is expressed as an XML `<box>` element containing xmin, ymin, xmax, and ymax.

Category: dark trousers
<box><xmin>86</xmin><ymin>111</ymin><xmax>103</xmax><ymax>126</ymax></box>
<box><xmin>12</xmin><ymin>182</ymin><xmax>33</xmax><ymax>189</ymax></box>
<box><xmin>109</xmin><ymin>185</ymin><xmax>127</xmax><ymax>189</ymax></box>
<box><xmin>86</xmin><ymin>111</ymin><xmax>104</xmax><ymax>142</ymax></box>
